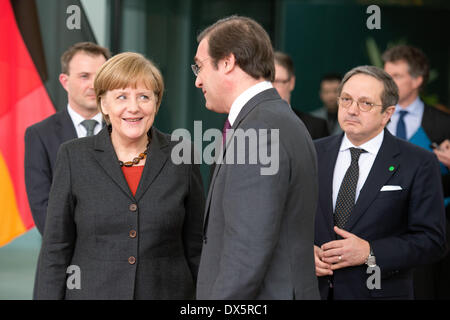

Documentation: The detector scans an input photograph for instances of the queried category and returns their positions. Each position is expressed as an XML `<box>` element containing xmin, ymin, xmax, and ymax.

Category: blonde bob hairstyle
<box><xmin>94</xmin><ymin>52</ymin><xmax>164</xmax><ymax>124</ymax></box>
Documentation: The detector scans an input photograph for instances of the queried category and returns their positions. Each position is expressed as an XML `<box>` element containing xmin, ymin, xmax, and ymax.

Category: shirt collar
<box><xmin>228</xmin><ymin>81</ymin><xmax>273</xmax><ymax>126</ymax></box>
<box><xmin>67</xmin><ymin>104</ymin><xmax>103</xmax><ymax>125</ymax></box>
<box><xmin>340</xmin><ymin>129</ymin><xmax>384</xmax><ymax>156</ymax></box>
<box><xmin>394</xmin><ymin>97</ymin><xmax>424</xmax><ymax>116</ymax></box>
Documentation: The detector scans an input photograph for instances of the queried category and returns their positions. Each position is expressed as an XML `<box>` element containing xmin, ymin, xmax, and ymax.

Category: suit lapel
<box><xmin>55</xmin><ymin>109</ymin><xmax>78</xmax><ymax>142</ymax></box>
<box><xmin>203</xmin><ymin>88</ymin><xmax>280</xmax><ymax>228</ymax></box>
<box><xmin>345</xmin><ymin>130</ymin><xmax>400</xmax><ymax>230</ymax></box>
<box><xmin>93</xmin><ymin>127</ymin><xmax>170</xmax><ymax>202</ymax></box>
<box><xmin>93</xmin><ymin>127</ymin><xmax>134</xmax><ymax>199</ymax></box>
<box><xmin>134</xmin><ymin>128</ymin><xmax>169</xmax><ymax>201</ymax></box>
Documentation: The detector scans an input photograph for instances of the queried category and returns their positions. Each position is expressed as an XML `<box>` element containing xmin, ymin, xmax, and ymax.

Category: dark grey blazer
<box><xmin>33</xmin><ymin>126</ymin><xmax>205</xmax><ymax>299</ymax></box>
<box><xmin>197</xmin><ymin>88</ymin><xmax>320</xmax><ymax>299</ymax></box>
<box><xmin>25</xmin><ymin>109</ymin><xmax>78</xmax><ymax>234</ymax></box>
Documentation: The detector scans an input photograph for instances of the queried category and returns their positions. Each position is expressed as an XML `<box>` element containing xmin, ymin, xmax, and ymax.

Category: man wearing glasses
<box><xmin>192</xmin><ymin>15</ymin><xmax>320</xmax><ymax>299</ymax></box>
<box><xmin>272</xmin><ymin>51</ymin><xmax>329</xmax><ymax>139</ymax></box>
<box><xmin>313</xmin><ymin>65</ymin><xmax>446</xmax><ymax>299</ymax></box>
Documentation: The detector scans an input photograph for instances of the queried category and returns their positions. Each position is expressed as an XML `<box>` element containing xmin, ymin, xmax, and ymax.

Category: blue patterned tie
<box><xmin>396</xmin><ymin>110</ymin><xmax>408</xmax><ymax>140</ymax></box>
<box><xmin>334</xmin><ymin>147</ymin><xmax>367</xmax><ymax>229</ymax></box>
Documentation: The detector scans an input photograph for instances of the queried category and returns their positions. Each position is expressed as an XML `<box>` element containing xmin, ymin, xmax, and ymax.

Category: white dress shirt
<box><xmin>332</xmin><ymin>130</ymin><xmax>384</xmax><ymax>210</ymax></box>
<box><xmin>227</xmin><ymin>81</ymin><xmax>273</xmax><ymax>126</ymax></box>
<box><xmin>67</xmin><ymin>104</ymin><xmax>103</xmax><ymax>138</ymax></box>
<box><xmin>386</xmin><ymin>97</ymin><xmax>424</xmax><ymax>140</ymax></box>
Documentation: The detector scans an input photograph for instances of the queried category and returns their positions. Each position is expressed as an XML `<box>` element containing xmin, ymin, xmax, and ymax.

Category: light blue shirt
<box><xmin>386</xmin><ymin>97</ymin><xmax>424</xmax><ymax>140</ymax></box>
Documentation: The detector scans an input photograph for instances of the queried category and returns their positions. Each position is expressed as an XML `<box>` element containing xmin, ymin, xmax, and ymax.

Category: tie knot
<box><xmin>398</xmin><ymin>110</ymin><xmax>408</xmax><ymax>119</ymax></box>
<box><xmin>81</xmin><ymin>119</ymin><xmax>97</xmax><ymax>136</ymax></box>
<box><xmin>349</xmin><ymin>147</ymin><xmax>366</xmax><ymax>162</ymax></box>
<box><xmin>223</xmin><ymin>119</ymin><xmax>231</xmax><ymax>133</ymax></box>
<box><xmin>222</xmin><ymin>119</ymin><xmax>232</xmax><ymax>146</ymax></box>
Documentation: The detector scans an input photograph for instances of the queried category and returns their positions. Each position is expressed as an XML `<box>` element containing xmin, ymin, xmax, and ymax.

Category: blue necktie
<box><xmin>396</xmin><ymin>110</ymin><xmax>408</xmax><ymax>140</ymax></box>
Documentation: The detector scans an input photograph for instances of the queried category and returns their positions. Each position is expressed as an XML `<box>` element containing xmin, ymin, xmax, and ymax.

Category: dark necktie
<box><xmin>396</xmin><ymin>110</ymin><xmax>408</xmax><ymax>140</ymax></box>
<box><xmin>81</xmin><ymin>119</ymin><xmax>97</xmax><ymax>137</ymax></box>
<box><xmin>222</xmin><ymin>119</ymin><xmax>231</xmax><ymax>147</ymax></box>
<box><xmin>334</xmin><ymin>147</ymin><xmax>367</xmax><ymax>229</ymax></box>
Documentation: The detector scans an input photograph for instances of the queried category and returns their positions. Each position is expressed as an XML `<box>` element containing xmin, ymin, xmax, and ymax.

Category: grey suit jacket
<box><xmin>197</xmin><ymin>88</ymin><xmax>320</xmax><ymax>300</ymax></box>
<box><xmin>25</xmin><ymin>109</ymin><xmax>78</xmax><ymax>234</ymax></box>
<box><xmin>33</xmin><ymin>126</ymin><xmax>205</xmax><ymax>299</ymax></box>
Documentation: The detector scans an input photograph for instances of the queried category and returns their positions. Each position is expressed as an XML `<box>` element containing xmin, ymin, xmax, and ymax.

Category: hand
<box><xmin>321</xmin><ymin>226</ymin><xmax>370</xmax><ymax>271</ymax></box>
<box><xmin>314</xmin><ymin>245</ymin><xmax>333</xmax><ymax>277</ymax></box>
<box><xmin>433</xmin><ymin>139</ymin><xmax>450</xmax><ymax>168</ymax></box>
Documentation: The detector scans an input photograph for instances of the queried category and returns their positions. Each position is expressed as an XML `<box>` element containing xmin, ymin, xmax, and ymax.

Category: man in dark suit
<box><xmin>193</xmin><ymin>16</ymin><xmax>320</xmax><ymax>299</ymax></box>
<box><xmin>314</xmin><ymin>65</ymin><xmax>446</xmax><ymax>299</ymax></box>
<box><xmin>273</xmin><ymin>51</ymin><xmax>329</xmax><ymax>139</ymax></box>
<box><xmin>24</xmin><ymin>42</ymin><xmax>110</xmax><ymax>234</ymax></box>
<box><xmin>383</xmin><ymin>45</ymin><xmax>450</xmax><ymax>299</ymax></box>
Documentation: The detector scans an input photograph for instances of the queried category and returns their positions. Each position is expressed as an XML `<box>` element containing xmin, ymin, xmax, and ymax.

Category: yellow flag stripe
<box><xmin>0</xmin><ymin>151</ymin><xmax>26</xmax><ymax>246</ymax></box>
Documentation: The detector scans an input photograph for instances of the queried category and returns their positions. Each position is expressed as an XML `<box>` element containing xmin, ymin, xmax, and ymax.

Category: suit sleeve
<box><xmin>371</xmin><ymin>153</ymin><xmax>447</xmax><ymax>272</ymax></box>
<box><xmin>24</xmin><ymin>126</ymin><xmax>52</xmax><ymax>234</ymax></box>
<box><xmin>210</xmin><ymin>127</ymin><xmax>290</xmax><ymax>299</ymax></box>
<box><xmin>33</xmin><ymin>143</ymin><xmax>76</xmax><ymax>299</ymax></box>
<box><xmin>183</xmin><ymin>145</ymin><xmax>206</xmax><ymax>282</ymax></box>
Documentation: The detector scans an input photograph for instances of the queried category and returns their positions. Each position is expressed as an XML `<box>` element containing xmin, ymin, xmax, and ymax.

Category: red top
<box><xmin>121</xmin><ymin>165</ymin><xmax>144</xmax><ymax>196</ymax></box>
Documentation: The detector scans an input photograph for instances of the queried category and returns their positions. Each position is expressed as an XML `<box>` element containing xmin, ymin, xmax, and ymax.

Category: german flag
<box><xmin>0</xmin><ymin>0</ymin><xmax>55</xmax><ymax>246</ymax></box>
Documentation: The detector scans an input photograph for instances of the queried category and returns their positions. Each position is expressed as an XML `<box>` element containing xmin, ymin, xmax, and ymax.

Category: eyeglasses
<box><xmin>338</xmin><ymin>96</ymin><xmax>383</xmax><ymax>112</ymax></box>
<box><xmin>191</xmin><ymin>58</ymin><xmax>210</xmax><ymax>77</ymax></box>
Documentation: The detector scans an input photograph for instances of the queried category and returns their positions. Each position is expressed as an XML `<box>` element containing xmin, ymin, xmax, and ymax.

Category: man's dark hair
<box><xmin>274</xmin><ymin>51</ymin><xmax>294</xmax><ymax>79</ymax></box>
<box><xmin>197</xmin><ymin>15</ymin><xmax>274</xmax><ymax>82</ymax></box>
<box><xmin>338</xmin><ymin>65</ymin><xmax>399</xmax><ymax>112</ymax></box>
<box><xmin>382</xmin><ymin>45</ymin><xmax>429</xmax><ymax>91</ymax></box>
<box><xmin>61</xmin><ymin>42</ymin><xmax>111</xmax><ymax>74</ymax></box>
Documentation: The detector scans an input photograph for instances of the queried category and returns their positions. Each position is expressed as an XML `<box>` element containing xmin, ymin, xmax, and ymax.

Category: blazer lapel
<box><xmin>93</xmin><ymin>127</ymin><xmax>134</xmax><ymax>199</ymax></box>
<box><xmin>134</xmin><ymin>127</ymin><xmax>169</xmax><ymax>201</ymax></box>
<box><xmin>202</xmin><ymin>88</ymin><xmax>280</xmax><ymax>229</ymax></box>
<box><xmin>345</xmin><ymin>130</ymin><xmax>401</xmax><ymax>230</ymax></box>
<box><xmin>55</xmin><ymin>109</ymin><xmax>78</xmax><ymax>142</ymax></box>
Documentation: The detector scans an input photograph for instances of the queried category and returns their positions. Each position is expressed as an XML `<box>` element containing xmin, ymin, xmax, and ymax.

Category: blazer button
<box><xmin>129</xmin><ymin>204</ymin><xmax>137</xmax><ymax>212</ymax></box>
<box><xmin>129</xmin><ymin>230</ymin><xmax>137</xmax><ymax>238</ymax></box>
<box><xmin>128</xmin><ymin>256</ymin><xmax>136</xmax><ymax>264</ymax></box>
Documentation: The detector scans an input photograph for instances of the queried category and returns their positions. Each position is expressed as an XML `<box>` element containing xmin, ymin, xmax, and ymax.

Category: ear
<box><xmin>289</xmin><ymin>75</ymin><xmax>296</xmax><ymax>92</ymax></box>
<box><xmin>222</xmin><ymin>53</ymin><xmax>236</xmax><ymax>74</ymax></box>
<box><xmin>412</xmin><ymin>75</ymin><xmax>423</xmax><ymax>91</ymax></box>
<box><xmin>59</xmin><ymin>73</ymin><xmax>69</xmax><ymax>91</ymax></box>
<box><xmin>382</xmin><ymin>105</ymin><xmax>395</xmax><ymax>124</ymax></box>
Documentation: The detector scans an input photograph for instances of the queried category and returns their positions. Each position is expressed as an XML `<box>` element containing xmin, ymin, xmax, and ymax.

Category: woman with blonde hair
<box><xmin>34</xmin><ymin>52</ymin><xmax>205</xmax><ymax>299</ymax></box>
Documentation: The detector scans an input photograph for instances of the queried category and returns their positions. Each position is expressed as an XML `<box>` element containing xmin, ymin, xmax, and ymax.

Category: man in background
<box><xmin>311</xmin><ymin>73</ymin><xmax>343</xmax><ymax>135</ymax></box>
<box><xmin>383</xmin><ymin>44</ymin><xmax>450</xmax><ymax>299</ymax></box>
<box><xmin>25</xmin><ymin>42</ymin><xmax>110</xmax><ymax>234</ymax></box>
<box><xmin>314</xmin><ymin>65</ymin><xmax>446</xmax><ymax>299</ymax></box>
<box><xmin>273</xmin><ymin>51</ymin><xmax>329</xmax><ymax>139</ymax></box>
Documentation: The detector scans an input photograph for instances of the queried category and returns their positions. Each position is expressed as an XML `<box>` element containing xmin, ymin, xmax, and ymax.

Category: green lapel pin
<box><xmin>389</xmin><ymin>166</ymin><xmax>395</xmax><ymax>172</ymax></box>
